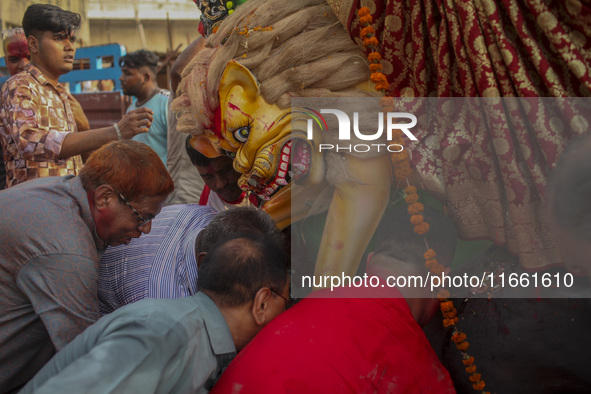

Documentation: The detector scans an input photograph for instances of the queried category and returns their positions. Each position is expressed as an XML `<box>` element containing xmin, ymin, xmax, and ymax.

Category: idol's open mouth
<box><xmin>242</xmin><ymin>138</ymin><xmax>311</xmax><ymax>201</ymax></box>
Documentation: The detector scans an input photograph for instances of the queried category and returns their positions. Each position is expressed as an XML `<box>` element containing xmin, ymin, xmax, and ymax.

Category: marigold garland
<box><xmin>425</xmin><ymin>258</ymin><xmax>439</xmax><ymax>269</ymax></box>
<box><xmin>410</xmin><ymin>214</ymin><xmax>424</xmax><ymax>225</ymax></box>
<box><xmin>431</xmin><ymin>264</ymin><xmax>445</xmax><ymax>276</ymax></box>
<box><xmin>452</xmin><ymin>332</ymin><xmax>467</xmax><ymax>343</ymax></box>
<box><xmin>408</xmin><ymin>202</ymin><xmax>425</xmax><ymax>215</ymax></box>
<box><xmin>358</xmin><ymin>7</ymin><xmax>490</xmax><ymax>394</ymax></box>
<box><xmin>369</xmin><ymin>63</ymin><xmax>382</xmax><ymax>72</ymax></box>
<box><xmin>368</xmin><ymin>52</ymin><xmax>382</xmax><ymax>62</ymax></box>
<box><xmin>358</xmin><ymin>11</ymin><xmax>389</xmax><ymax>94</ymax></box>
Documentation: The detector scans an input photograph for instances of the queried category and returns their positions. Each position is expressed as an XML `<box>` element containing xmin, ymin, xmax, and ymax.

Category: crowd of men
<box><xmin>1</xmin><ymin>2</ymin><xmax>590</xmax><ymax>393</ymax></box>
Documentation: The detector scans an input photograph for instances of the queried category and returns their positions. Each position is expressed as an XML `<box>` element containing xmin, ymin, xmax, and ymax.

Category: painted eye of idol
<box><xmin>224</xmin><ymin>149</ymin><xmax>236</xmax><ymax>159</ymax></box>
<box><xmin>233</xmin><ymin>125</ymin><xmax>250</xmax><ymax>143</ymax></box>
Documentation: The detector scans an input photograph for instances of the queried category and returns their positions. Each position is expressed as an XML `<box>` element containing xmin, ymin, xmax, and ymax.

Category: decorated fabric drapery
<box><xmin>328</xmin><ymin>0</ymin><xmax>591</xmax><ymax>269</ymax></box>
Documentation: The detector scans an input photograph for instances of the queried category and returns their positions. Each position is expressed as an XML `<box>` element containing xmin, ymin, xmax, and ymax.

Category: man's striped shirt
<box><xmin>99</xmin><ymin>204</ymin><xmax>216</xmax><ymax>315</ymax></box>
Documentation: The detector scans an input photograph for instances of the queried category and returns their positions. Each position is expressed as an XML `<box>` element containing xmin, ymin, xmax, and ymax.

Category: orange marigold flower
<box><xmin>380</xmin><ymin>96</ymin><xmax>394</xmax><ymax>106</ymax></box>
<box><xmin>465</xmin><ymin>365</ymin><xmax>476</xmax><ymax>374</ymax></box>
<box><xmin>375</xmin><ymin>82</ymin><xmax>390</xmax><ymax>91</ymax></box>
<box><xmin>394</xmin><ymin>166</ymin><xmax>413</xmax><ymax>179</ymax></box>
<box><xmin>452</xmin><ymin>332</ymin><xmax>467</xmax><ymax>344</ymax></box>
<box><xmin>442</xmin><ymin>310</ymin><xmax>457</xmax><ymax>319</ymax></box>
<box><xmin>361</xmin><ymin>26</ymin><xmax>376</xmax><ymax>38</ymax></box>
<box><xmin>469</xmin><ymin>373</ymin><xmax>482</xmax><ymax>383</ymax></box>
<box><xmin>363</xmin><ymin>36</ymin><xmax>379</xmax><ymax>47</ymax></box>
<box><xmin>408</xmin><ymin>202</ymin><xmax>424</xmax><ymax>215</ymax></box>
<box><xmin>404</xmin><ymin>193</ymin><xmax>419</xmax><ymax>204</ymax></box>
<box><xmin>359</xmin><ymin>15</ymin><xmax>373</xmax><ymax>25</ymax></box>
<box><xmin>368</xmin><ymin>52</ymin><xmax>382</xmax><ymax>62</ymax></box>
<box><xmin>390</xmin><ymin>150</ymin><xmax>408</xmax><ymax>161</ymax></box>
<box><xmin>370</xmin><ymin>72</ymin><xmax>387</xmax><ymax>83</ymax></box>
<box><xmin>463</xmin><ymin>356</ymin><xmax>475</xmax><ymax>366</ymax></box>
<box><xmin>431</xmin><ymin>265</ymin><xmax>445</xmax><ymax>275</ymax></box>
<box><xmin>369</xmin><ymin>63</ymin><xmax>382</xmax><ymax>72</ymax></box>
<box><xmin>390</xmin><ymin>138</ymin><xmax>404</xmax><ymax>147</ymax></box>
<box><xmin>437</xmin><ymin>289</ymin><xmax>450</xmax><ymax>299</ymax></box>
<box><xmin>381</xmin><ymin>104</ymin><xmax>395</xmax><ymax>112</ymax></box>
<box><xmin>473</xmin><ymin>381</ymin><xmax>486</xmax><ymax>391</ymax></box>
<box><xmin>425</xmin><ymin>258</ymin><xmax>439</xmax><ymax>269</ymax></box>
<box><xmin>390</xmin><ymin>133</ymin><xmax>405</xmax><ymax>143</ymax></box>
<box><xmin>391</xmin><ymin>128</ymin><xmax>404</xmax><ymax>138</ymax></box>
<box><xmin>358</xmin><ymin>7</ymin><xmax>371</xmax><ymax>17</ymax></box>
<box><xmin>442</xmin><ymin>317</ymin><xmax>458</xmax><ymax>327</ymax></box>
<box><xmin>404</xmin><ymin>186</ymin><xmax>417</xmax><ymax>194</ymax></box>
<box><xmin>410</xmin><ymin>214</ymin><xmax>424</xmax><ymax>225</ymax></box>
<box><xmin>414</xmin><ymin>222</ymin><xmax>430</xmax><ymax>234</ymax></box>
<box><xmin>424</xmin><ymin>249</ymin><xmax>437</xmax><ymax>259</ymax></box>
<box><xmin>440</xmin><ymin>300</ymin><xmax>454</xmax><ymax>312</ymax></box>
<box><xmin>456</xmin><ymin>341</ymin><xmax>469</xmax><ymax>351</ymax></box>
<box><xmin>393</xmin><ymin>163</ymin><xmax>412</xmax><ymax>177</ymax></box>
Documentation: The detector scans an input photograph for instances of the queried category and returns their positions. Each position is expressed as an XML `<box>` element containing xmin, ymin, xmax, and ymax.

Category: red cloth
<box><xmin>326</xmin><ymin>0</ymin><xmax>591</xmax><ymax>269</ymax></box>
<box><xmin>212</xmin><ymin>287</ymin><xmax>455</xmax><ymax>393</ymax></box>
<box><xmin>198</xmin><ymin>185</ymin><xmax>211</xmax><ymax>205</ymax></box>
<box><xmin>199</xmin><ymin>185</ymin><xmax>259</xmax><ymax>207</ymax></box>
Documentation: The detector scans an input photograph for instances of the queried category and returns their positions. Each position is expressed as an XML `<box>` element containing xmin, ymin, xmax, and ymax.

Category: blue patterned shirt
<box><xmin>99</xmin><ymin>204</ymin><xmax>216</xmax><ymax>315</ymax></box>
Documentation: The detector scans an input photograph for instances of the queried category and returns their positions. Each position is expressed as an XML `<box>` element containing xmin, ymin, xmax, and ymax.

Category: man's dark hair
<box><xmin>374</xmin><ymin>205</ymin><xmax>457</xmax><ymax>268</ymax></box>
<box><xmin>547</xmin><ymin>133</ymin><xmax>591</xmax><ymax>240</ymax></box>
<box><xmin>197</xmin><ymin>234</ymin><xmax>289</xmax><ymax>307</ymax></box>
<box><xmin>22</xmin><ymin>4</ymin><xmax>81</xmax><ymax>38</ymax></box>
<box><xmin>196</xmin><ymin>207</ymin><xmax>283</xmax><ymax>254</ymax></box>
<box><xmin>119</xmin><ymin>49</ymin><xmax>159</xmax><ymax>74</ymax></box>
<box><xmin>185</xmin><ymin>135</ymin><xmax>212</xmax><ymax>167</ymax></box>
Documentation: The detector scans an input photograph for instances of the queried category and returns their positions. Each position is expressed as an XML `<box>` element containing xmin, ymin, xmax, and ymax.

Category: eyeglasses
<box><xmin>271</xmin><ymin>288</ymin><xmax>294</xmax><ymax>309</ymax></box>
<box><xmin>119</xmin><ymin>193</ymin><xmax>154</xmax><ymax>227</ymax></box>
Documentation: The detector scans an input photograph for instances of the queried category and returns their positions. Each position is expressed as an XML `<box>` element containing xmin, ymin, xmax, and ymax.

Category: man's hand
<box><xmin>116</xmin><ymin>108</ymin><xmax>154</xmax><ymax>139</ymax></box>
<box><xmin>60</xmin><ymin>108</ymin><xmax>154</xmax><ymax>160</ymax></box>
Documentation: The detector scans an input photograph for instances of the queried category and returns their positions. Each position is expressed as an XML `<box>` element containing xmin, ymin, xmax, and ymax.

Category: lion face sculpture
<box><xmin>217</xmin><ymin>61</ymin><xmax>325</xmax><ymax>207</ymax></box>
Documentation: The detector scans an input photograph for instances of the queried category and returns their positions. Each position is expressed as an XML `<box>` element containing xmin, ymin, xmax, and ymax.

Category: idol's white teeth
<box><xmin>256</xmin><ymin>141</ymin><xmax>294</xmax><ymax>200</ymax></box>
<box><xmin>246</xmin><ymin>139</ymin><xmax>311</xmax><ymax>201</ymax></box>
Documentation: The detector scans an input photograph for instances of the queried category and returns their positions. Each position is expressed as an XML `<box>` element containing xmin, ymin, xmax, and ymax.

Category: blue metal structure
<box><xmin>0</xmin><ymin>43</ymin><xmax>126</xmax><ymax>92</ymax></box>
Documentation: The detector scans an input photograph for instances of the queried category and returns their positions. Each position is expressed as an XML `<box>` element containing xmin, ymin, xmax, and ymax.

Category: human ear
<box><xmin>250</xmin><ymin>287</ymin><xmax>272</xmax><ymax>326</ymax></box>
<box><xmin>93</xmin><ymin>184</ymin><xmax>117</xmax><ymax>211</ymax></box>
<box><xmin>196</xmin><ymin>252</ymin><xmax>207</xmax><ymax>270</ymax></box>
<box><xmin>27</xmin><ymin>36</ymin><xmax>38</xmax><ymax>54</ymax></box>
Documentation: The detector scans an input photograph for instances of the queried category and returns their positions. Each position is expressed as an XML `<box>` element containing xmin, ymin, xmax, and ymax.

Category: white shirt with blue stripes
<box><xmin>98</xmin><ymin>204</ymin><xmax>217</xmax><ymax>315</ymax></box>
